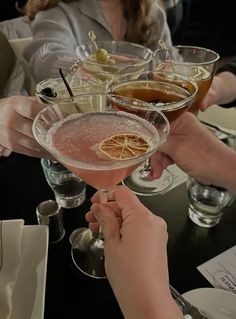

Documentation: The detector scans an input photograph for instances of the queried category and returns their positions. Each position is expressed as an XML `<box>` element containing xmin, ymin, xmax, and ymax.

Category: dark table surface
<box><xmin>1</xmin><ymin>153</ymin><xmax>236</xmax><ymax>318</ymax></box>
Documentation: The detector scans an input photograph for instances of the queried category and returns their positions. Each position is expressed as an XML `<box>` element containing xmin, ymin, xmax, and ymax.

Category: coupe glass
<box><xmin>153</xmin><ymin>45</ymin><xmax>220</xmax><ymax>115</ymax></box>
<box><xmin>75</xmin><ymin>40</ymin><xmax>153</xmax><ymax>83</ymax></box>
<box><xmin>32</xmin><ymin>93</ymin><xmax>169</xmax><ymax>279</ymax></box>
<box><xmin>111</xmin><ymin>70</ymin><xmax>198</xmax><ymax>196</ymax></box>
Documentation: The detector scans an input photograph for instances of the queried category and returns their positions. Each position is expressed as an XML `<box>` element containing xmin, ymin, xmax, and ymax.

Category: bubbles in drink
<box><xmin>46</xmin><ymin>112</ymin><xmax>159</xmax><ymax>169</ymax></box>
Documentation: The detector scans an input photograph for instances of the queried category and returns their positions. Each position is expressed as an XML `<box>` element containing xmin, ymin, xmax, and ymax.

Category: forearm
<box><xmin>210</xmin><ymin>142</ymin><xmax>236</xmax><ymax>193</ymax></box>
<box><xmin>120</xmin><ymin>287</ymin><xmax>182</xmax><ymax>319</ymax></box>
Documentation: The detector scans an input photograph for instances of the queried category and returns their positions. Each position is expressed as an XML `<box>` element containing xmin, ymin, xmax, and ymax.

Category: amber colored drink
<box><xmin>112</xmin><ymin>80</ymin><xmax>194</xmax><ymax>122</ymax></box>
<box><xmin>46</xmin><ymin>112</ymin><xmax>159</xmax><ymax>190</ymax></box>
<box><xmin>188</xmin><ymin>72</ymin><xmax>213</xmax><ymax>114</ymax></box>
<box><xmin>156</xmin><ymin>64</ymin><xmax>214</xmax><ymax>115</ymax></box>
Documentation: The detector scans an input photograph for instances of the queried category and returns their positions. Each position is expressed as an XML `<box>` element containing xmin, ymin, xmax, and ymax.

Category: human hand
<box><xmin>150</xmin><ymin>112</ymin><xmax>235</xmax><ymax>189</ymax></box>
<box><xmin>199</xmin><ymin>71</ymin><xmax>236</xmax><ymax>111</ymax></box>
<box><xmin>0</xmin><ymin>95</ymin><xmax>51</xmax><ymax>158</ymax></box>
<box><xmin>86</xmin><ymin>186</ymin><xmax>181</xmax><ymax>319</ymax></box>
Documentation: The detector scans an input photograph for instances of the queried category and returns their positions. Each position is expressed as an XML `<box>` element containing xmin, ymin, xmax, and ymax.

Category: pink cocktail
<box><xmin>33</xmin><ymin>93</ymin><xmax>169</xmax><ymax>279</ymax></box>
<box><xmin>46</xmin><ymin>112</ymin><xmax>159</xmax><ymax>190</ymax></box>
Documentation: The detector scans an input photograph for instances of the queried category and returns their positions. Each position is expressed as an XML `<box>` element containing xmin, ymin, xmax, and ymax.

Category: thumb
<box><xmin>91</xmin><ymin>203</ymin><xmax>120</xmax><ymax>242</ymax></box>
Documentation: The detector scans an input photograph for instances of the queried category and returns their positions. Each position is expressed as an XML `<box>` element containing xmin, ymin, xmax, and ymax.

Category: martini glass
<box><xmin>111</xmin><ymin>70</ymin><xmax>198</xmax><ymax>196</ymax></box>
<box><xmin>74</xmin><ymin>40</ymin><xmax>153</xmax><ymax>83</ymax></box>
<box><xmin>32</xmin><ymin>93</ymin><xmax>169</xmax><ymax>279</ymax></box>
<box><xmin>153</xmin><ymin>45</ymin><xmax>220</xmax><ymax>115</ymax></box>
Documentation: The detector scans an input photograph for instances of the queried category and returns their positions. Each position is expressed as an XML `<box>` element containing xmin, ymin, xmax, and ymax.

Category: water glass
<box><xmin>187</xmin><ymin>177</ymin><xmax>235</xmax><ymax>228</ymax></box>
<box><xmin>41</xmin><ymin>159</ymin><xmax>86</xmax><ymax>209</ymax></box>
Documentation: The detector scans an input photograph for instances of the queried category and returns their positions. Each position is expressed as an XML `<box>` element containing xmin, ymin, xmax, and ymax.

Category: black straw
<box><xmin>59</xmin><ymin>68</ymin><xmax>74</xmax><ymax>97</ymax></box>
<box><xmin>59</xmin><ymin>68</ymin><xmax>81</xmax><ymax>113</ymax></box>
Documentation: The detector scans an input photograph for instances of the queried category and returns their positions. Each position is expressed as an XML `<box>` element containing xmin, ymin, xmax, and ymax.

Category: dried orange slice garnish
<box><xmin>99</xmin><ymin>133</ymin><xmax>150</xmax><ymax>160</ymax></box>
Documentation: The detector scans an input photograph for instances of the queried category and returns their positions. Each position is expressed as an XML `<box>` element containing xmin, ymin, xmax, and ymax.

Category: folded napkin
<box><xmin>0</xmin><ymin>219</ymin><xmax>24</xmax><ymax>319</ymax></box>
<box><xmin>198</xmin><ymin>104</ymin><xmax>236</xmax><ymax>134</ymax></box>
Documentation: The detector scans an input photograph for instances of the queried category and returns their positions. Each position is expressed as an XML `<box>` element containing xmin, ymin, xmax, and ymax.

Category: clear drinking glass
<box><xmin>153</xmin><ymin>45</ymin><xmax>220</xmax><ymax>115</ymax></box>
<box><xmin>187</xmin><ymin>177</ymin><xmax>235</xmax><ymax>228</ymax></box>
<box><xmin>35</xmin><ymin>75</ymin><xmax>107</xmax><ymax>104</ymax></box>
<box><xmin>41</xmin><ymin>159</ymin><xmax>87</xmax><ymax>209</ymax></box>
<box><xmin>111</xmin><ymin>70</ymin><xmax>198</xmax><ymax>196</ymax></box>
<box><xmin>75</xmin><ymin>40</ymin><xmax>153</xmax><ymax>83</ymax></box>
<box><xmin>32</xmin><ymin>93</ymin><xmax>169</xmax><ymax>279</ymax></box>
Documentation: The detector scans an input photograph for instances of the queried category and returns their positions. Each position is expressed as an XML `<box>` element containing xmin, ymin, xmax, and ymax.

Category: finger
<box><xmin>88</xmin><ymin>217</ymin><xmax>122</xmax><ymax>235</ymax></box>
<box><xmin>89</xmin><ymin>222</ymin><xmax>100</xmax><ymax>233</ymax></box>
<box><xmin>149</xmin><ymin>152</ymin><xmax>173</xmax><ymax>179</ymax></box>
<box><xmin>90</xmin><ymin>203</ymin><xmax>121</xmax><ymax>242</ymax></box>
<box><xmin>13</xmin><ymin>96</ymin><xmax>46</xmax><ymax>119</ymax></box>
<box><xmin>1</xmin><ymin>127</ymin><xmax>42</xmax><ymax>151</ymax></box>
<box><xmin>107</xmin><ymin>185</ymin><xmax>147</xmax><ymax>218</ymax></box>
<box><xmin>86</xmin><ymin>201</ymin><xmax>121</xmax><ymax>223</ymax></box>
<box><xmin>1</xmin><ymin>113</ymin><xmax>36</xmax><ymax>139</ymax></box>
<box><xmin>0</xmin><ymin>129</ymin><xmax>50</xmax><ymax>158</ymax></box>
<box><xmin>85</xmin><ymin>211</ymin><xmax>97</xmax><ymax>223</ymax></box>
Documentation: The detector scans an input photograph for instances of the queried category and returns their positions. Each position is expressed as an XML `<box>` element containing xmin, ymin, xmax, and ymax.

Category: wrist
<box><xmin>212</xmin><ymin>144</ymin><xmax>236</xmax><ymax>193</ymax></box>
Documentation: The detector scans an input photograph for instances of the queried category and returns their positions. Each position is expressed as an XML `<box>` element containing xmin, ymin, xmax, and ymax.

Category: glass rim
<box><xmin>33</xmin><ymin>93</ymin><xmax>170</xmax><ymax>169</ymax></box>
<box><xmin>154</xmin><ymin>44</ymin><xmax>220</xmax><ymax>65</ymax></box>
<box><xmin>35</xmin><ymin>75</ymin><xmax>107</xmax><ymax>102</ymax></box>
<box><xmin>75</xmin><ymin>40</ymin><xmax>153</xmax><ymax>66</ymax></box>
<box><xmin>111</xmin><ymin>72</ymin><xmax>198</xmax><ymax>112</ymax></box>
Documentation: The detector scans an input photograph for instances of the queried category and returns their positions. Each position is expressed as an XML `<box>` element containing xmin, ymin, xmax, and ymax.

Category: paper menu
<box><xmin>197</xmin><ymin>245</ymin><xmax>236</xmax><ymax>294</ymax></box>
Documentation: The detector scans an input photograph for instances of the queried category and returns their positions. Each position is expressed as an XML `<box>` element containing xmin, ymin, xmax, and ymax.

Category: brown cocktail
<box><xmin>153</xmin><ymin>45</ymin><xmax>220</xmax><ymax>115</ymax></box>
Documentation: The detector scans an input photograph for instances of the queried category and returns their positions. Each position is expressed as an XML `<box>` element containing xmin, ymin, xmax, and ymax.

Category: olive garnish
<box><xmin>41</xmin><ymin>87</ymin><xmax>57</xmax><ymax>98</ymax></box>
<box><xmin>88</xmin><ymin>31</ymin><xmax>115</xmax><ymax>65</ymax></box>
<box><xmin>96</xmin><ymin>48</ymin><xmax>110</xmax><ymax>64</ymax></box>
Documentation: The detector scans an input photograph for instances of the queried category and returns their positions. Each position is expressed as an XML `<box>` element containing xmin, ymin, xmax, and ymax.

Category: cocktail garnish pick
<box><xmin>88</xmin><ymin>30</ymin><xmax>98</xmax><ymax>50</ymax></box>
<box><xmin>58</xmin><ymin>68</ymin><xmax>81</xmax><ymax>113</ymax></box>
<box><xmin>88</xmin><ymin>30</ymin><xmax>111</xmax><ymax>64</ymax></box>
<box><xmin>158</xmin><ymin>40</ymin><xmax>175</xmax><ymax>72</ymax></box>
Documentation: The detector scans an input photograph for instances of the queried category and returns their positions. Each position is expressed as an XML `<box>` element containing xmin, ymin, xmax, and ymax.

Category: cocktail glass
<box><xmin>32</xmin><ymin>93</ymin><xmax>169</xmax><ymax>279</ymax></box>
<box><xmin>74</xmin><ymin>40</ymin><xmax>153</xmax><ymax>83</ymax></box>
<box><xmin>35</xmin><ymin>75</ymin><xmax>107</xmax><ymax>105</ymax></box>
<box><xmin>111</xmin><ymin>70</ymin><xmax>198</xmax><ymax>196</ymax></box>
<box><xmin>153</xmin><ymin>45</ymin><xmax>220</xmax><ymax>115</ymax></box>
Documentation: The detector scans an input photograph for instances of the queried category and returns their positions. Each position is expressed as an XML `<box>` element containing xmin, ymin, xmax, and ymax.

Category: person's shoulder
<box><xmin>0</xmin><ymin>16</ymin><xmax>32</xmax><ymax>40</ymax></box>
<box><xmin>34</xmin><ymin>1</ymin><xmax>77</xmax><ymax>21</ymax></box>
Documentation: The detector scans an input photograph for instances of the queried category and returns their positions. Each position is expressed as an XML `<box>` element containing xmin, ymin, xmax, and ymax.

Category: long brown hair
<box><xmin>21</xmin><ymin>0</ymin><xmax>159</xmax><ymax>48</ymax></box>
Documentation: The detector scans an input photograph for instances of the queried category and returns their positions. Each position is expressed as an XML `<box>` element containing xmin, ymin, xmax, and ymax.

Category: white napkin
<box><xmin>198</xmin><ymin>104</ymin><xmax>236</xmax><ymax>134</ymax></box>
<box><xmin>0</xmin><ymin>219</ymin><xmax>24</xmax><ymax>319</ymax></box>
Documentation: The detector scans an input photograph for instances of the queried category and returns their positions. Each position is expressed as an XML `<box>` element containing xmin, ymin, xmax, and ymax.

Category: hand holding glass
<box><xmin>111</xmin><ymin>70</ymin><xmax>198</xmax><ymax>195</ymax></box>
<box><xmin>32</xmin><ymin>93</ymin><xmax>169</xmax><ymax>278</ymax></box>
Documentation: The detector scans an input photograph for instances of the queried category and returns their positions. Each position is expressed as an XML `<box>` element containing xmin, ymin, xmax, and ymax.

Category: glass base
<box><xmin>188</xmin><ymin>207</ymin><xmax>222</xmax><ymax>228</ymax></box>
<box><xmin>123</xmin><ymin>167</ymin><xmax>173</xmax><ymax>196</ymax></box>
<box><xmin>69</xmin><ymin>228</ymin><xmax>106</xmax><ymax>279</ymax></box>
<box><xmin>55</xmin><ymin>189</ymin><xmax>86</xmax><ymax>209</ymax></box>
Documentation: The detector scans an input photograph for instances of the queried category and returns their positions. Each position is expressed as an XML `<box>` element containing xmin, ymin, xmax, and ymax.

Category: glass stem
<box><xmin>140</xmin><ymin>159</ymin><xmax>151</xmax><ymax>179</ymax></box>
<box><xmin>98</xmin><ymin>190</ymin><xmax>108</xmax><ymax>240</ymax></box>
